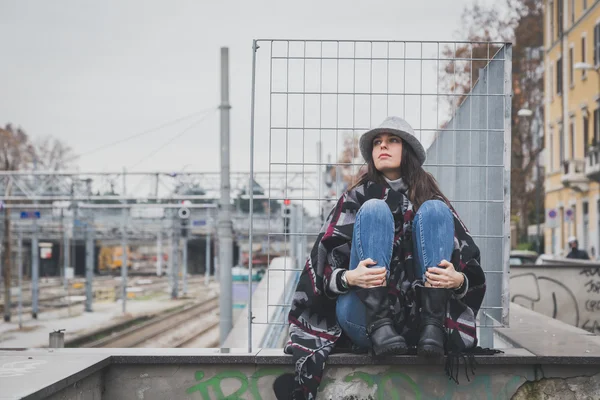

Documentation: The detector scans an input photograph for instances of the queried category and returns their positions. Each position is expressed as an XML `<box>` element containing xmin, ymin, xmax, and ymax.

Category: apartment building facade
<box><xmin>544</xmin><ymin>0</ymin><xmax>600</xmax><ymax>257</ymax></box>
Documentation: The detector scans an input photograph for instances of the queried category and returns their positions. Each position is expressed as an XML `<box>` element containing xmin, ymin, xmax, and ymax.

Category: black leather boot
<box><xmin>417</xmin><ymin>287</ymin><xmax>451</xmax><ymax>358</ymax></box>
<box><xmin>355</xmin><ymin>286</ymin><xmax>408</xmax><ymax>356</ymax></box>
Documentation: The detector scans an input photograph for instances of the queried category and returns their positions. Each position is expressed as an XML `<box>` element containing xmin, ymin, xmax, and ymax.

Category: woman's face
<box><xmin>372</xmin><ymin>132</ymin><xmax>403</xmax><ymax>180</ymax></box>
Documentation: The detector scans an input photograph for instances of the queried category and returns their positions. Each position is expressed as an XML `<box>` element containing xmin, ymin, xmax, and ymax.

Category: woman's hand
<box><xmin>345</xmin><ymin>258</ymin><xmax>387</xmax><ymax>288</ymax></box>
<box><xmin>424</xmin><ymin>259</ymin><xmax>464</xmax><ymax>289</ymax></box>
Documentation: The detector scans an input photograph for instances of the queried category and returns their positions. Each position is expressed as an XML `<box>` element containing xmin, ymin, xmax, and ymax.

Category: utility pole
<box><xmin>31</xmin><ymin>207</ymin><xmax>39</xmax><ymax>319</ymax></box>
<box><xmin>218</xmin><ymin>47</ymin><xmax>233</xmax><ymax>345</ymax></box>
<box><xmin>85</xmin><ymin>221</ymin><xmax>94</xmax><ymax>312</ymax></box>
<box><xmin>63</xmin><ymin>208</ymin><xmax>69</xmax><ymax>290</ymax></box>
<box><xmin>17</xmin><ymin>231</ymin><xmax>23</xmax><ymax>329</ymax></box>
<box><xmin>182</xmin><ymin>234</ymin><xmax>188</xmax><ymax>295</ymax></box>
<box><xmin>156</xmin><ymin>232</ymin><xmax>162</xmax><ymax>277</ymax></box>
<box><xmin>3</xmin><ymin>203</ymin><xmax>11</xmax><ymax>322</ymax></box>
<box><xmin>171</xmin><ymin>217</ymin><xmax>179</xmax><ymax>299</ymax></box>
<box><xmin>204</xmin><ymin>226</ymin><xmax>211</xmax><ymax>286</ymax></box>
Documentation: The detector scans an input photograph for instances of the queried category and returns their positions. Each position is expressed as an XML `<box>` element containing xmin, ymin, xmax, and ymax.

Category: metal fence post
<box><xmin>18</xmin><ymin>231</ymin><xmax>23</xmax><ymax>329</ymax></box>
<box><xmin>502</xmin><ymin>44</ymin><xmax>513</xmax><ymax>329</ymax></box>
<box><xmin>31</xmin><ymin>216</ymin><xmax>39</xmax><ymax>319</ymax></box>
<box><xmin>63</xmin><ymin>214</ymin><xmax>69</xmax><ymax>290</ymax></box>
<box><xmin>171</xmin><ymin>220</ymin><xmax>179</xmax><ymax>299</ymax></box>
<box><xmin>204</xmin><ymin>229</ymin><xmax>211</xmax><ymax>286</ymax></box>
<box><xmin>85</xmin><ymin>221</ymin><xmax>94</xmax><ymax>312</ymax></box>
<box><xmin>157</xmin><ymin>232</ymin><xmax>162</xmax><ymax>276</ymax></box>
<box><xmin>182</xmin><ymin>235</ymin><xmax>188</xmax><ymax>295</ymax></box>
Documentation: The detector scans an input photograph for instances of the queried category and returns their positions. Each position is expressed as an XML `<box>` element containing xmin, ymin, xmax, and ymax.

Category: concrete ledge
<box><xmin>0</xmin><ymin>351</ymin><xmax>110</xmax><ymax>400</ymax></box>
<box><xmin>109</xmin><ymin>348</ymin><xmax>260</xmax><ymax>365</ymax></box>
<box><xmin>497</xmin><ymin>303</ymin><xmax>600</xmax><ymax>357</ymax></box>
<box><xmin>2</xmin><ymin>346</ymin><xmax>600</xmax><ymax>399</ymax></box>
<box><xmin>254</xmin><ymin>347</ymin><xmax>543</xmax><ymax>365</ymax></box>
<box><xmin>3</xmin><ymin>303</ymin><xmax>600</xmax><ymax>399</ymax></box>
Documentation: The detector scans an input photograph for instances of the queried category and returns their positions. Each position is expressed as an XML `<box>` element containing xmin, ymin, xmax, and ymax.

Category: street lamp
<box><xmin>517</xmin><ymin>109</ymin><xmax>534</xmax><ymax>118</ymax></box>
<box><xmin>519</xmin><ymin>107</ymin><xmax>542</xmax><ymax>253</ymax></box>
<box><xmin>575</xmin><ymin>62</ymin><xmax>600</xmax><ymax>93</ymax></box>
<box><xmin>574</xmin><ymin>62</ymin><xmax>598</xmax><ymax>71</ymax></box>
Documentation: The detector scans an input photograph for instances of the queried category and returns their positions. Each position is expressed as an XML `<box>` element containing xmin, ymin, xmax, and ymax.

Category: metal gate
<box><xmin>248</xmin><ymin>39</ymin><xmax>512</xmax><ymax>350</ymax></box>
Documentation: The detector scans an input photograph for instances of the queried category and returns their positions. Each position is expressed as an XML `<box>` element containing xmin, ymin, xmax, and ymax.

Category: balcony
<box><xmin>561</xmin><ymin>159</ymin><xmax>589</xmax><ymax>192</ymax></box>
<box><xmin>585</xmin><ymin>145</ymin><xmax>600</xmax><ymax>182</ymax></box>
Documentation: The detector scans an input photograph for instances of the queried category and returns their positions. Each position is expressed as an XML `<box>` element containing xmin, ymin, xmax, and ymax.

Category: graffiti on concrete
<box><xmin>580</xmin><ymin>267</ymin><xmax>600</xmax><ymax>333</ymax></box>
<box><xmin>186</xmin><ymin>368</ymin><xmax>285</xmax><ymax>399</ymax></box>
<box><xmin>510</xmin><ymin>272</ymin><xmax>580</xmax><ymax>327</ymax></box>
<box><xmin>580</xmin><ymin>267</ymin><xmax>600</xmax><ymax>278</ymax></box>
<box><xmin>185</xmin><ymin>367</ymin><xmax>525</xmax><ymax>399</ymax></box>
<box><xmin>510</xmin><ymin>266</ymin><xmax>600</xmax><ymax>333</ymax></box>
<box><xmin>585</xmin><ymin>300</ymin><xmax>600</xmax><ymax>312</ymax></box>
<box><xmin>584</xmin><ymin>280</ymin><xmax>600</xmax><ymax>294</ymax></box>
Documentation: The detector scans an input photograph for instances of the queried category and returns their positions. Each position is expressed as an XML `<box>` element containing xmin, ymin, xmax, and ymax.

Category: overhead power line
<box><xmin>75</xmin><ymin>107</ymin><xmax>217</xmax><ymax>159</ymax></box>
<box><xmin>128</xmin><ymin>108</ymin><xmax>218</xmax><ymax>170</ymax></box>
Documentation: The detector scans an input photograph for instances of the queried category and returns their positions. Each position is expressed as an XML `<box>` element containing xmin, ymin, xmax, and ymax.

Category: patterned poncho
<box><xmin>283</xmin><ymin>180</ymin><xmax>486</xmax><ymax>399</ymax></box>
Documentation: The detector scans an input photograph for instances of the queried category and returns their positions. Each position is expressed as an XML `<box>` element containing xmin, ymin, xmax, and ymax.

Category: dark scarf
<box><xmin>283</xmin><ymin>180</ymin><xmax>486</xmax><ymax>399</ymax></box>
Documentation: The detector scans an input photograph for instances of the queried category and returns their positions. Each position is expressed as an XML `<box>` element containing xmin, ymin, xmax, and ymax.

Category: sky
<box><xmin>0</xmin><ymin>0</ymin><xmax>498</xmax><ymax>180</ymax></box>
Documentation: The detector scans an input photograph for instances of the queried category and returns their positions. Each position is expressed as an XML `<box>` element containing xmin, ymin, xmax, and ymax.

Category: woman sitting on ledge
<box><xmin>277</xmin><ymin>116</ymin><xmax>486</xmax><ymax>400</ymax></box>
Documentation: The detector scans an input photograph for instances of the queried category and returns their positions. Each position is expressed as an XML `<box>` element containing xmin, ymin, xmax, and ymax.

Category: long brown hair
<box><xmin>349</xmin><ymin>139</ymin><xmax>450</xmax><ymax>210</ymax></box>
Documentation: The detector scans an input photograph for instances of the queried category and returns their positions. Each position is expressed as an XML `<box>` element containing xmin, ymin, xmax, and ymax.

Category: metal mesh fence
<box><xmin>248</xmin><ymin>39</ymin><xmax>512</xmax><ymax>349</ymax></box>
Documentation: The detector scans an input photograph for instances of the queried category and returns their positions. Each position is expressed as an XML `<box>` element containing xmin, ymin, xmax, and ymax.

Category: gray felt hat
<box><xmin>359</xmin><ymin>116</ymin><xmax>426</xmax><ymax>166</ymax></box>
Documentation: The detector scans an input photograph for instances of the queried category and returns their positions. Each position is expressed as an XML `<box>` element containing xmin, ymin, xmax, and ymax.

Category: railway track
<box><xmin>82</xmin><ymin>294</ymin><xmax>220</xmax><ymax>348</ymax></box>
<box><xmin>0</xmin><ymin>276</ymin><xmax>208</xmax><ymax>314</ymax></box>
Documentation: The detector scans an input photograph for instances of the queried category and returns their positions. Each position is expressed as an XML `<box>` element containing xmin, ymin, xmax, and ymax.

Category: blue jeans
<box><xmin>336</xmin><ymin>199</ymin><xmax>454</xmax><ymax>349</ymax></box>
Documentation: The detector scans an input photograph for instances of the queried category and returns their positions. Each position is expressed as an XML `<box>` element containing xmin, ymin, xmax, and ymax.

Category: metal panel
<box><xmin>249</xmin><ymin>39</ymin><xmax>512</xmax><ymax>351</ymax></box>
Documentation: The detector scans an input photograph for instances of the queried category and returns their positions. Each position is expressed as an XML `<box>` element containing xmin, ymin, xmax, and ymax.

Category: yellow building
<box><xmin>544</xmin><ymin>0</ymin><xmax>600</xmax><ymax>257</ymax></box>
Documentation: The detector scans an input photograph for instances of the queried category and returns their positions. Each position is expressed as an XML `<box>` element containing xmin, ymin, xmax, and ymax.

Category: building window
<box><xmin>584</xmin><ymin>115</ymin><xmax>590</xmax><ymax>156</ymax></box>
<box><xmin>557</xmin><ymin>57</ymin><xmax>563</xmax><ymax>95</ymax></box>
<box><xmin>595</xmin><ymin>23</ymin><xmax>600</xmax><ymax>65</ymax></box>
<box><xmin>584</xmin><ymin>0</ymin><xmax>588</xmax><ymax>11</ymax></box>
<box><xmin>569</xmin><ymin>46</ymin><xmax>574</xmax><ymax>86</ymax></box>
<box><xmin>551</xmin><ymin>1</ymin><xmax>555</xmax><ymax>41</ymax></box>
<box><xmin>559</xmin><ymin>123</ymin><xmax>565</xmax><ymax>166</ymax></box>
<box><xmin>558</xmin><ymin>0</ymin><xmax>564</xmax><ymax>36</ymax></box>
<box><xmin>570</xmin><ymin>120</ymin><xmax>575</xmax><ymax>159</ymax></box>
<box><xmin>582</xmin><ymin>36</ymin><xmax>587</xmax><ymax>79</ymax></box>
<box><xmin>595</xmin><ymin>108</ymin><xmax>600</xmax><ymax>145</ymax></box>
<box><xmin>570</xmin><ymin>0</ymin><xmax>575</xmax><ymax>25</ymax></box>
<box><xmin>550</xmin><ymin>64</ymin><xmax>554</xmax><ymax>100</ymax></box>
<box><xmin>549</xmin><ymin>127</ymin><xmax>554</xmax><ymax>171</ymax></box>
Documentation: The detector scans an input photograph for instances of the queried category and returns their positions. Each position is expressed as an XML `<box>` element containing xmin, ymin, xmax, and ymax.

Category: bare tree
<box><xmin>329</xmin><ymin>133</ymin><xmax>363</xmax><ymax>191</ymax></box>
<box><xmin>33</xmin><ymin>136</ymin><xmax>76</xmax><ymax>171</ymax></box>
<box><xmin>0</xmin><ymin>124</ymin><xmax>35</xmax><ymax>322</ymax></box>
<box><xmin>441</xmin><ymin>0</ymin><xmax>544</xmax><ymax>246</ymax></box>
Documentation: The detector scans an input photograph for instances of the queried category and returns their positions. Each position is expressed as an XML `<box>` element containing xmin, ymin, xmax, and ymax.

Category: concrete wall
<box><xmin>46</xmin><ymin>370</ymin><xmax>104</xmax><ymax>400</ymax></box>
<box><xmin>98</xmin><ymin>364</ymin><xmax>599</xmax><ymax>400</ymax></box>
<box><xmin>511</xmin><ymin>264</ymin><xmax>600</xmax><ymax>333</ymax></box>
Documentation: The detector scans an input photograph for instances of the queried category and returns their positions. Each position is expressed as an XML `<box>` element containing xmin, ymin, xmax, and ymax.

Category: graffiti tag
<box><xmin>585</xmin><ymin>280</ymin><xmax>600</xmax><ymax>294</ymax></box>
<box><xmin>185</xmin><ymin>367</ymin><xmax>525</xmax><ymax>399</ymax></box>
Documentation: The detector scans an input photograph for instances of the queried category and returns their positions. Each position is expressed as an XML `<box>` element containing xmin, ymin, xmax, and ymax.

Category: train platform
<box><xmin>0</xmin><ymin>281</ymin><xmax>219</xmax><ymax>349</ymax></box>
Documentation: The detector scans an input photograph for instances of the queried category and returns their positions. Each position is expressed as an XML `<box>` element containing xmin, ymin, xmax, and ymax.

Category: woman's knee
<box><xmin>416</xmin><ymin>199</ymin><xmax>452</xmax><ymax>222</ymax></box>
<box><xmin>358</xmin><ymin>199</ymin><xmax>392</xmax><ymax>219</ymax></box>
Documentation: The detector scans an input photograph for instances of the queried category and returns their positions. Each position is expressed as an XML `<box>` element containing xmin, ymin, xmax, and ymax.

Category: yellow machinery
<box><xmin>98</xmin><ymin>246</ymin><xmax>133</xmax><ymax>272</ymax></box>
